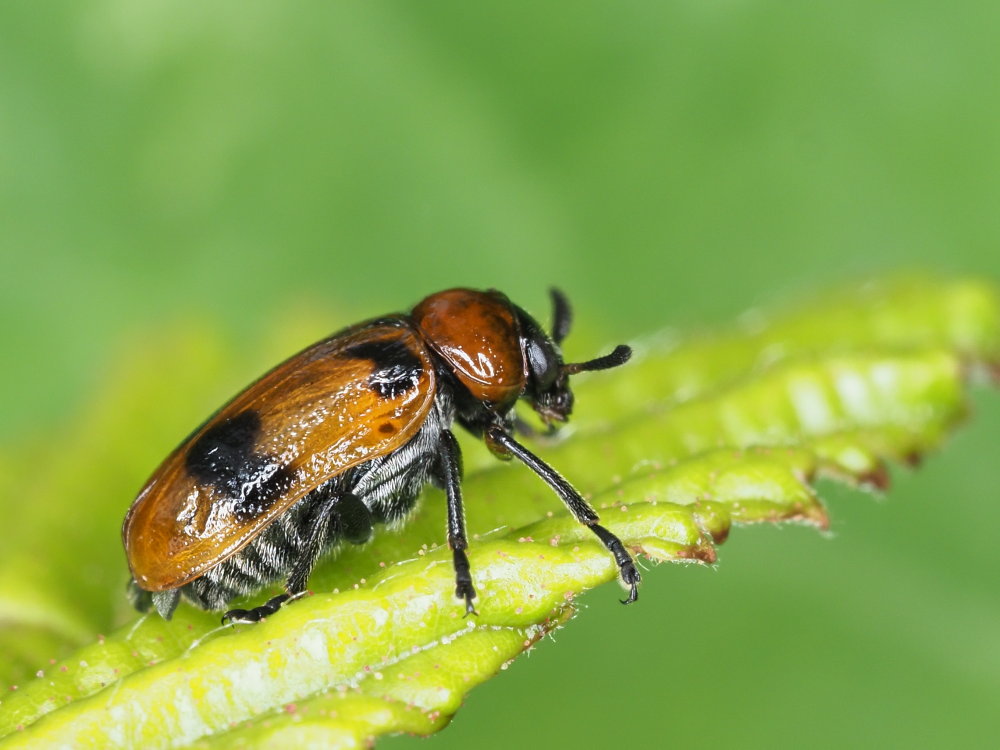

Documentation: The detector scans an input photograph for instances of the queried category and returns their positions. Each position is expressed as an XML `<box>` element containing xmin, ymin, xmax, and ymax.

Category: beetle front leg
<box><xmin>437</xmin><ymin>429</ymin><xmax>478</xmax><ymax>615</ymax></box>
<box><xmin>485</xmin><ymin>424</ymin><xmax>641</xmax><ymax>605</ymax></box>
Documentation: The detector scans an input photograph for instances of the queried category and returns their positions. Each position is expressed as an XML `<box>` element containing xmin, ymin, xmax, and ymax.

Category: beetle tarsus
<box><xmin>453</xmin><ymin>549</ymin><xmax>479</xmax><ymax>617</ymax></box>
<box><xmin>589</xmin><ymin>522</ymin><xmax>642</xmax><ymax>605</ymax></box>
<box><xmin>222</xmin><ymin>592</ymin><xmax>291</xmax><ymax>625</ymax></box>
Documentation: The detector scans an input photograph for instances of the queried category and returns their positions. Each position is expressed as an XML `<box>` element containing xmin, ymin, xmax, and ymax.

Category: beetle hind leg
<box><xmin>221</xmin><ymin>490</ymin><xmax>374</xmax><ymax>626</ymax></box>
<box><xmin>127</xmin><ymin>578</ymin><xmax>182</xmax><ymax>620</ymax></box>
<box><xmin>126</xmin><ymin>578</ymin><xmax>152</xmax><ymax>612</ymax></box>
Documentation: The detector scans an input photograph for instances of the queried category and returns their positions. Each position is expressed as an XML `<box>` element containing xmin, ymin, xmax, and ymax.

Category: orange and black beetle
<box><xmin>124</xmin><ymin>288</ymin><xmax>636</xmax><ymax>623</ymax></box>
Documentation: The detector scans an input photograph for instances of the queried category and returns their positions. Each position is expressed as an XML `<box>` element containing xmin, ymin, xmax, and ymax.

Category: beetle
<box><xmin>123</xmin><ymin>288</ymin><xmax>637</xmax><ymax>623</ymax></box>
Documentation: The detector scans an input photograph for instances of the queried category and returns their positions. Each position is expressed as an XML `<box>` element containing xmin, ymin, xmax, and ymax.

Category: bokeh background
<box><xmin>2</xmin><ymin>1</ymin><xmax>999</xmax><ymax>747</ymax></box>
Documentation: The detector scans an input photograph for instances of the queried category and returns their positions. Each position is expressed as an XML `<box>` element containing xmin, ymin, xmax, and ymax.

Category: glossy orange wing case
<box><xmin>124</xmin><ymin>319</ymin><xmax>436</xmax><ymax>591</ymax></box>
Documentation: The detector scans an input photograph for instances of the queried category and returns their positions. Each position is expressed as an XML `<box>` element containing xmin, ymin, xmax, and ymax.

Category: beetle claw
<box><xmin>456</xmin><ymin>581</ymin><xmax>478</xmax><ymax>617</ymax></box>
<box><xmin>462</xmin><ymin>596</ymin><xmax>480</xmax><ymax>618</ymax></box>
<box><xmin>618</xmin><ymin>564</ymin><xmax>641</xmax><ymax>605</ymax></box>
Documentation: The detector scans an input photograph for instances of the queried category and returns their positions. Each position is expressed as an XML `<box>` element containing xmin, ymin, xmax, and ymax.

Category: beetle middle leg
<box><xmin>437</xmin><ymin>429</ymin><xmax>477</xmax><ymax>615</ymax></box>
<box><xmin>222</xmin><ymin>490</ymin><xmax>373</xmax><ymax>624</ymax></box>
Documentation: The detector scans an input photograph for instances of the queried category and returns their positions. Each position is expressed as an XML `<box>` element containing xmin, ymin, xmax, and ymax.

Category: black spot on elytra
<box><xmin>185</xmin><ymin>409</ymin><xmax>294</xmax><ymax>521</ymax></box>
<box><xmin>378</xmin><ymin>422</ymin><xmax>396</xmax><ymax>434</ymax></box>
<box><xmin>230</xmin><ymin>462</ymin><xmax>296</xmax><ymax>522</ymax></box>
<box><xmin>185</xmin><ymin>410</ymin><xmax>261</xmax><ymax>486</ymax></box>
<box><xmin>343</xmin><ymin>338</ymin><xmax>423</xmax><ymax>399</ymax></box>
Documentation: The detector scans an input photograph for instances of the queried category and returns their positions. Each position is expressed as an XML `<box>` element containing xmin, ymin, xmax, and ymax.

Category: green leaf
<box><xmin>0</xmin><ymin>276</ymin><xmax>997</xmax><ymax>747</ymax></box>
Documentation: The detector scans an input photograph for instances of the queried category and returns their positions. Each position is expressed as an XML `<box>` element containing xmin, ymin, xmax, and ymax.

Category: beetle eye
<box><xmin>526</xmin><ymin>338</ymin><xmax>559</xmax><ymax>390</ymax></box>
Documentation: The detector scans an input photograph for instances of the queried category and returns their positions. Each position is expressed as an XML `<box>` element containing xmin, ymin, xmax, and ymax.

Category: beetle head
<box><xmin>517</xmin><ymin>289</ymin><xmax>632</xmax><ymax>425</ymax></box>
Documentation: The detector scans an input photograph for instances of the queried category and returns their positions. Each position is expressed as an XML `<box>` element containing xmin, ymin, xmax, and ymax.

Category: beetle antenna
<box><xmin>563</xmin><ymin>344</ymin><xmax>632</xmax><ymax>375</ymax></box>
<box><xmin>550</xmin><ymin>288</ymin><xmax>572</xmax><ymax>344</ymax></box>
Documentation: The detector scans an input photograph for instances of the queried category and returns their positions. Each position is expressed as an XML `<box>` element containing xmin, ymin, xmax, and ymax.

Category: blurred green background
<box><xmin>2</xmin><ymin>1</ymin><xmax>998</xmax><ymax>747</ymax></box>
